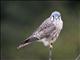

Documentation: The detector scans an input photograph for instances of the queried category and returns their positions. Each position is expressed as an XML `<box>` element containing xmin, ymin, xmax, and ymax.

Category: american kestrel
<box><xmin>17</xmin><ymin>11</ymin><xmax>63</xmax><ymax>49</ymax></box>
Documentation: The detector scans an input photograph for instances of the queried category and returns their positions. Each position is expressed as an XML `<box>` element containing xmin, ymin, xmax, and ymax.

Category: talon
<box><xmin>50</xmin><ymin>44</ymin><xmax>53</xmax><ymax>49</ymax></box>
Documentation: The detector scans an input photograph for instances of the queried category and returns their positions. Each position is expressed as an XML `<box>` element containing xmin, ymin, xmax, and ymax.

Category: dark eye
<box><xmin>52</xmin><ymin>15</ymin><xmax>54</xmax><ymax>18</ymax></box>
<box><xmin>58</xmin><ymin>15</ymin><xmax>60</xmax><ymax>18</ymax></box>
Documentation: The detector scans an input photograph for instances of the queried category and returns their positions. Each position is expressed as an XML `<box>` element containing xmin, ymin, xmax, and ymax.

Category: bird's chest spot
<box><xmin>54</xmin><ymin>20</ymin><xmax>63</xmax><ymax>30</ymax></box>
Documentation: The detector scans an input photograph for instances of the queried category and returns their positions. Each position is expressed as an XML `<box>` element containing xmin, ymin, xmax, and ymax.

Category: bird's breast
<box><xmin>54</xmin><ymin>19</ymin><xmax>63</xmax><ymax>30</ymax></box>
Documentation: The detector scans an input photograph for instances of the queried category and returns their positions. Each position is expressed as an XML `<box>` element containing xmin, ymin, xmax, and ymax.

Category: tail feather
<box><xmin>17</xmin><ymin>37</ymin><xmax>39</xmax><ymax>49</ymax></box>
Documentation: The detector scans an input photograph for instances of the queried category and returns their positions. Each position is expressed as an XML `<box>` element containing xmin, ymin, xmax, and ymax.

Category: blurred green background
<box><xmin>1</xmin><ymin>1</ymin><xmax>80</xmax><ymax>60</ymax></box>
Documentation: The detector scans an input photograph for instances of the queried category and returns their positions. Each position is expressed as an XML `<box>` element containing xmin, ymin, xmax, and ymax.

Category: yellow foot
<box><xmin>49</xmin><ymin>44</ymin><xmax>53</xmax><ymax>49</ymax></box>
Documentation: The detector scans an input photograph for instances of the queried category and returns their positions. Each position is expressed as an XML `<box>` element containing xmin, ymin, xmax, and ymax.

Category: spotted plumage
<box><xmin>17</xmin><ymin>11</ymin><xmax>63</xmax><ymax>49</ymax></box>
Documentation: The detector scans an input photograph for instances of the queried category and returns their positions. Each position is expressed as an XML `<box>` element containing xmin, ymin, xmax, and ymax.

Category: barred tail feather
<box><xmin>17</xmin><ymin>37</ymin><xmax>39</xmax><ymax>49</ymax></box>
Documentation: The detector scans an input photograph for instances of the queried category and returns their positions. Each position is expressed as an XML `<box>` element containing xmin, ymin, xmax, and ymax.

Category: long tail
<box><xmin>17</xmin><ymin>37</ymin><xmax>39</xmax><ymax>49</ymax></box>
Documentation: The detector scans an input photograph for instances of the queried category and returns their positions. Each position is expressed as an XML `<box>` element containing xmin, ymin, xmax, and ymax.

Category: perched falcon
<box><xmin>17</xmin><ymin>11</ymin><xmax>63</xmax><ymax>49</ymax></box>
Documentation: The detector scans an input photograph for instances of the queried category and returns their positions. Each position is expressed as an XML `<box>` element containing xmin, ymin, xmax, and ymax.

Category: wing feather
<box><xmin>32</xmin><ymin>18</ymin><xmax>56</xmax><ymax>39</ymax></box>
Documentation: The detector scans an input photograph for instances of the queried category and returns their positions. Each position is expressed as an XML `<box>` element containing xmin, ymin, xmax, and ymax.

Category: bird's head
<box><xmin>50</xmin><ymin>11</ymin><xmax>61</xmax><ymax>21</ymax></box>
